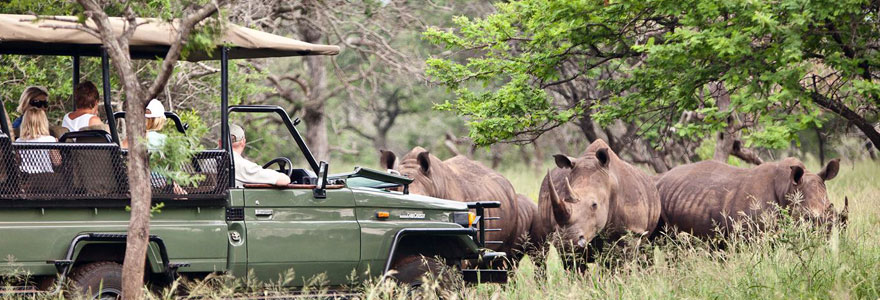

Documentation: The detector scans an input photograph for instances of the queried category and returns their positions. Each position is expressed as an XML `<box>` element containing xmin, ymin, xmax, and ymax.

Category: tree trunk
<box><xmin>372</xmin><ymin>131</ymin><xmax>388</xmax><ymax>151</ymax></box>
<box><xmin>711</xmin><ymin>82</ymin><xmax>736</xmax><ymax>162</ymax></box>
<box><xmin>816</xmin><ymin>127</ymin><xmax>826</xmax><ymax>165</ymax></box>
<box><xmin>298</xmin><ymin>2</ymin><xmax>329</xmax><ymax>162</ymax></box>
<box><xmin>303</xmin><ymin>101</ymin><xmax>328</xmax><ymax>161</ymax></box>
<box><xmin>116</xmin><ymin>69</ymin><xmax>151</xmax><ymax>300</ymax></box>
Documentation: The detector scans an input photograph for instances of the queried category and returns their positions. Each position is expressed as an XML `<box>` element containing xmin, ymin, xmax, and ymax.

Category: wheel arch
<box><xmin>383</xmin><ymin>228</ymin><xmax>481</xmax><ymax>274</ymax></box>
<box><xmin>56</xmin><ymin>233</ymin><xmax>171</xmax><ymax>277</ymax></box>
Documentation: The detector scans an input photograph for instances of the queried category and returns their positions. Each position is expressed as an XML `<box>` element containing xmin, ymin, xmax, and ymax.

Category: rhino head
<box><xmin>379</xmin><ymin>147</ymin><xmax>447</xmax><ymax>197</ymax></box>
<box><xmin>547</xmin><ymin>147</ymin><xmax>618</xmax><ymax>251</ymax></box>
<box><xmin>778</xmin><ymin>158</ymin><xmax>842</xmax><ymax>223</ymax></box>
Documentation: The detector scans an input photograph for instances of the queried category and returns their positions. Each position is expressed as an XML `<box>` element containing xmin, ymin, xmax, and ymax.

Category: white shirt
<box><xmin>62</xmin><ymin>113</ymin><xmax>96</xmax><ymax>132</ymax></box>
<box><xmin>15</xmin><ymin>135</ymin><xmax>57</xmax><ymax>173</ymax></box>
<box><xmin>233</xmin><ymin>151</ymin><xmax>284</xmax><ymax>187</ymax></box>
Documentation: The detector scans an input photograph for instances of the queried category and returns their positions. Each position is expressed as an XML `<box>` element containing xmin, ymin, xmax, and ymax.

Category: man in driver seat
<box><xmin>230</xmin><ymin>124</ymin><xmax>291</xmax><ymax>187</ymax></box>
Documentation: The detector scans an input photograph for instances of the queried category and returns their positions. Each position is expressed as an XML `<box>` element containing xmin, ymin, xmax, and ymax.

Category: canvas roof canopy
<box><xmin>0</xmin><ymin>14</ymin><xmax>340</xmax><ymax>61</ymax></box>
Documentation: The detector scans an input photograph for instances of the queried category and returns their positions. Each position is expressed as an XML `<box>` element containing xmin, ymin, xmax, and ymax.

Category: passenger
<box><xmin>145</xmin><ymin>99</ymin><xmax>168</xmax><ymax>150</ymax></box>
<box><xmin>62</xmin><ymin>81</ymin><xmax>103</xmax><ymax>132</ymax></box>
<box><xmin>121</xmin><ymin>99</ymin><xmax>167</xmax><ymax>150</ymax></box>
<box><xmin>16</xmin><ymin>108</ymin><xmax>60</xmax><ymax>173</ymax></box>
<box><xmin>229</xmin><ymin>124</ymin><xmax>291</xmax><ymax>187</ymax></box>
<box><xmin>12</xmin><ymin>86</ymin><xmax>49</xmax><ymax>135</ymax></box>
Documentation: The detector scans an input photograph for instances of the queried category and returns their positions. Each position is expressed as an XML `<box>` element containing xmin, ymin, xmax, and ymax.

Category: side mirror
<box><xmin>314</xmin><ymin>161</ymin><xmax>329</xmax><ymax>199</ymax></box>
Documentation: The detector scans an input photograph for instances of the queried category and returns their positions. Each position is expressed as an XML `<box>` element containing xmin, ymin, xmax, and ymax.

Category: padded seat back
<box><xmin>0</xmin><ymin>134</ymin><xmax>19</xmax><ymax>199</ymax></box>
<box><xmin>12</xmin><ymin>142</ymin><xmax>129</xmax><ymax>199</ymax></box>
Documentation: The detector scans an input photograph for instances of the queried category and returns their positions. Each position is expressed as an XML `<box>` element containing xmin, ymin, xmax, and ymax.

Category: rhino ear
<box><xmin>554</xmin><ymin>154</ymin><xmax>576</xmax><ymax>169</ymax></box>
<box><xmin>596</xmin><ymin>148</ymin><xmax>610</xmax><ymax>168</ymax></box>
<box><xmin>379</xmin><ymin>150</ymin><xmax>397</xmax><ymax>170</ymax></box>
<box><xmin>818</xmin><ymin>158</ymin><xmax>840</xmax><ymax>181</ymax></box>
<box><xmin>790</xmin><ymin>165</ymin><xmax>805</xmax><ymax>185</ymax></box>
<box><xmin>417</xmin><ymin>151</ymin><xmax>431</xmax><ymax>173</ymax></box>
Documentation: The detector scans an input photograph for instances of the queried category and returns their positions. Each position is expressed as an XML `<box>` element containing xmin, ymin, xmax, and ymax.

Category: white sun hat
<box><xmin>145</xmin><ymin>99</ymin><xmax>167</xmax><ymax>118</ymax></box>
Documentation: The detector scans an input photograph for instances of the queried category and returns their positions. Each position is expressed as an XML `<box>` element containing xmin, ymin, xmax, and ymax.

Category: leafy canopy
<box><xmin>425</xmin><ymin>0</ymin><xmax>880</xmax><ymax>148</ymax></box>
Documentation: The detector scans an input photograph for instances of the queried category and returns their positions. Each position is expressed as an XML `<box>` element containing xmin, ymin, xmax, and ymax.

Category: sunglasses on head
<box><xmin>29</xmin><ymin>99</ymin><xmax>49</xmax><ymax>108</ymax></box>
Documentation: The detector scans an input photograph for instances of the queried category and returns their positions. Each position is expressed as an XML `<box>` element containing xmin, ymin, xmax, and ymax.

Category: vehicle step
<box><xmin>483</xmin><ymin>228</ymin><xmax>502</xmax><ymax>232</ymax></box>
<box><xmin>483</xmin><ymin>217</ymin><xmax>501</xmax><ymax>220</ymax></box>
<box><xmin>484</xmin><ymin>241</ymin><xmax>504</xmax><ymax>244</ymax></box>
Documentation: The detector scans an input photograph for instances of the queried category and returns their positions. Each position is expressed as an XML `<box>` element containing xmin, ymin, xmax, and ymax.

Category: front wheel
<box><xmin>68</xmin><ymin>261</ymin><xmax>123</xmax><ymax>300</ymax></box>
<box><xmin>390</xmin><ymin>255</ymin><xmax>459</xmax><ymax>288</ymax></box>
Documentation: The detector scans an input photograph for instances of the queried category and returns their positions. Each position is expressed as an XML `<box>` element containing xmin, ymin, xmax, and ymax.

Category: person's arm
<box><xmin>236</xmin><ymin>155</ymin><xmax>291</xmax><ymax>186</ymax></box>
<box><xmin>88</xmin><ymin>115</ymin><xmax>102</xmax><ymax>127</ymax></box>
<box><xmin>275</xmin><ymin>172</ymin><xmax>291</xmax><ymax>185</ymax></box>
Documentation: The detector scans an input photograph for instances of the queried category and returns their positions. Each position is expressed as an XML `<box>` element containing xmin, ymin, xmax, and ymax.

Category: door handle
<box><xmin>254</xmin><ymin>209</ymin><xmax>274</xmax><ymax>217</ymax></box>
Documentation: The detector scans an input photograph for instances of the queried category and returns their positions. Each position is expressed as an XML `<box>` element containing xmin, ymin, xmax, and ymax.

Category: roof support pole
<box><xmin>0</xmin><ymin>97</ymin><xmax>10</xmax><ymax>136</ymax></box>
<box><xmin>221</xmin><ymin>46</ymin><xmax>234</xmax><ymax>187</ymax></box>
<box><xmin>101</xmin><ymin>50</ymin><xmax>119</xmax><ymax>144</ymax></box>
<box><xmin>72</xmin><ymin>55</ymin><xmax>80</xmax><ymax>110</ymax></box>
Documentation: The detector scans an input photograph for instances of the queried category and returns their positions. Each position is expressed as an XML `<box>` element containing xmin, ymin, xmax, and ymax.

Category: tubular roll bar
<box><xmin>113</xmin><ymin>111</ymin><xmax>189</xmax><ymax>134</ymax></box>
<box><xmin>101</xmin><ymin>50</ymin><xmax>120</xmax><ymax>144</ymax></box>
<box><xmin>0</xmin><ymin>98</ymin><xmax>10</xmax><ymax>136</ymax></box>
<box><xmin>221</xmin><ymin>47</ymin><xmax>232</xmax><ymax>187</ymax></box>
<box><xmin>227</xmin><ymin>105</ymin><xmax>320</xmax><ymax>173</ymax></box>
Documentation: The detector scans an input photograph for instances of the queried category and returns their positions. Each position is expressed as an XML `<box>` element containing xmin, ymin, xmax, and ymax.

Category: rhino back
<box><xmin>657</xmin><ymin>160</ymin><xmax>781</xmax><ymax>236</ymax></box>
<box><xmin>443</xmin><ymin>155</ymin><xmax>521</xmax><ymax>252</ymax></box>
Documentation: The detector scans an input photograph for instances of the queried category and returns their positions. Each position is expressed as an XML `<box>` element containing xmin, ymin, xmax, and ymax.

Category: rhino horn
<box><xmin>547</xmin><ymin>170</ymin><xmax>571</xmax><ymax>223</ymax></box>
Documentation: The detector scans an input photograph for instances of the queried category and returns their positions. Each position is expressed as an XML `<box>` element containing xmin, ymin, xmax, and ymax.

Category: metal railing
<box><xmin>466</xmin><ymin>201</ymin><xmax>502</xmax><ymax>247</ymax></box>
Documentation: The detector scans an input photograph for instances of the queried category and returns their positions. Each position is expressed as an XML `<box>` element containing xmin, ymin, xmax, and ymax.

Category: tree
<box><xmin>63</xmin><ymin>1</ymin><xmax>228</xmax><ymax>298</ymax></box>
<box><xmin>425</xmin><ymin>0</ymin><xmax>880</xmax><ymax>166</ymax></box>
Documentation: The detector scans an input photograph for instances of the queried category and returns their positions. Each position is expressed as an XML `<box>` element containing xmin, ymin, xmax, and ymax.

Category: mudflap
<box><xmin>462</xmin><ymin>269</ymin><xmax>508</xmax><ymax>284</ymax></box>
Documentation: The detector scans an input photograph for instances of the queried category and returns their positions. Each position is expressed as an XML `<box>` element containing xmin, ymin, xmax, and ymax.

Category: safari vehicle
<box><xmin>0</xmin><ymin>14</ymin><xmax>506</xmax><ymax>297</ymax></box>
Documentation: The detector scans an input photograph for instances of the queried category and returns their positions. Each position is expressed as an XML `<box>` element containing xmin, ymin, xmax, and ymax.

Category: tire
<box><xmin>68</xmin><ymin>262</ymin><xmax>123</xmax><ymax>300</ymax></box>
<box><xmin>390</xmin><ymin>255</ymin><xmax>458</xmax><ymax>288</ymax></box>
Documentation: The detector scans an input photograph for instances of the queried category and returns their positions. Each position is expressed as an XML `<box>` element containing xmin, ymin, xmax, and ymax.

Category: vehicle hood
<box><xmin>349</xmin><ymin>187</ymin><xmax>468</xmax><ymax>211</ymax></box>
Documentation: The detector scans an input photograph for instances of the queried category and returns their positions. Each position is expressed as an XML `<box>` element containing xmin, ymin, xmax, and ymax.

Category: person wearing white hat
<box><xmin>144</xmin><ymin>99</ymin><xmax>168</xmax><ymax>151</ymax></box>
<box><xmin>121</xmin><ymin>99</ymin><xmax>167</xmax><ymax>150</ymax></box>
<box><xmin>229</xmin><ymin>123</ymin><xmax>291</xmax><ymax>187</ymax></box>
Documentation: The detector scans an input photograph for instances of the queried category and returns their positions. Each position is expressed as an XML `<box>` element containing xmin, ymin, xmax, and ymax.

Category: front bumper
<box><xmin>462</xmin><ymin>250</ymin><xmax>508</xmax><ymax>283</ymax></box>
<box><xmin>462</xmin><ymin>269</ymin><xmax>508</xmax><ymax>283</ymax></box>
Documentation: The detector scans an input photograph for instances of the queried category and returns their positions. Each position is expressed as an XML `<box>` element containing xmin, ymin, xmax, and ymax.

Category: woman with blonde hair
<box><xmin>121</xmin><ymin>99</ymin><xmax>167</xmax><ymax>150</ymax></box>
<box><xmin>16</xmin><ymin>107</ymin><xmax>59</xmax><ymax>173</ymax></box>
<box><xmin>12</xmin><ymin>86</ymin><xmax>49</xmax><ymax>133</ymax></box>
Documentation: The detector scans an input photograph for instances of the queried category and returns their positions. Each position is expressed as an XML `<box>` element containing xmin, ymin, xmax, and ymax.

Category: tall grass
<box><xmin>360</xmin><ymin>160</ymin><xmax>880</xmax><ymax>299</ymax></box>
<box><xmin>3</xmin><ymin>161</ymin><xmax>877</xmax><ymax>299</ymax></box>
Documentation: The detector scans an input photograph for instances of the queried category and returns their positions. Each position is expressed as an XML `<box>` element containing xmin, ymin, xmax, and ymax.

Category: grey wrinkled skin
<box><xmin>656</xmin><ymin>158</ymin><xmax>843</xmax><ymax>237</ymax></box>
<box><xmin>381</xmin><ymin>147</ymin><xmax>534</xmax><ymax>261</ymax></box>
<box><xmin>532</xmin><ymin>139</ymin><xmax>661</xmax><ymax>269</ymax></box>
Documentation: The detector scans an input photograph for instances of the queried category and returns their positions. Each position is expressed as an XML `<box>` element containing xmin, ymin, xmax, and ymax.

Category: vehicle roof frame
<box><xmin>0</xmin><ymin>15</ymin><xmax>338</xmax><ymax>190</ymax></box>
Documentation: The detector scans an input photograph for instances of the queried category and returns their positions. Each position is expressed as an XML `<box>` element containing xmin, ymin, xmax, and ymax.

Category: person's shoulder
<box><xmin>37</xmin><ymin>135</ymin><xmax>57</xmax><ymax>142</ymax></box>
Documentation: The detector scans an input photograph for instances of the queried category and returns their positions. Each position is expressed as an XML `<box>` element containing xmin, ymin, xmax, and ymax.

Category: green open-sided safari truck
<box><xmin>0</xmin><ymin>14</ymin><xmax>506</xmax><ymax>297</ymax></box>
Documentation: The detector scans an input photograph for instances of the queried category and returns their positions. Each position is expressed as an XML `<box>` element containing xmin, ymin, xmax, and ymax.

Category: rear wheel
<box><xmin>68</xmin><ymin>262</ymin><xmax>123</xmax><ymax>300</ymax></box>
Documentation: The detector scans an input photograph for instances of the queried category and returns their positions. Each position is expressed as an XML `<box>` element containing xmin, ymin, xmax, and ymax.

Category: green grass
<box><xmin>4</xmin><ymin>160</ymin><xmax>877</xmax><ymax>299</ymax></box>
<box><xmin>378</xmin><ymin>160</ymin><xmax>880</xmax><ymax>299</ymax></box>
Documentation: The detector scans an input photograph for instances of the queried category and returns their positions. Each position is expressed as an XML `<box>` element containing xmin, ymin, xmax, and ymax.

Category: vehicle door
<box><xmin>243</xmin><ymin>186</ymin><xmax>360</xmax><ymax>286</ymax></box>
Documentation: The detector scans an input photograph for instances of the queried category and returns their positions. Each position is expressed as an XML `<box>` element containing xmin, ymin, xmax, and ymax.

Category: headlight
<box><xmin>453</xmin><ymin>211</ymin><xmax>475</xmax><ymax>227</ymax></box>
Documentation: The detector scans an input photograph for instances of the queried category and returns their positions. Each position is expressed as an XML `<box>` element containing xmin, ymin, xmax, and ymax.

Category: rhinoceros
<box><xmin>380</xmin><ymin>147</ymin><xmax>532</xmax><ymax>261</ymax></box>
<box><xmin>532</xmin><ymin>139</ymin><xmax>661</xmax><ymax>267</ymax></box>
<box><xmin>656</xmin><ymin>158</ymin><xmax>844</xmax><ymax>237</ymax></box>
